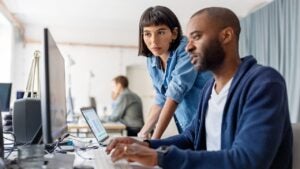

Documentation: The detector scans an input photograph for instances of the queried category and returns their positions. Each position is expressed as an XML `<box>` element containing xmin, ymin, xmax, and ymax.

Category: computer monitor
<box><xmin>0</xmin><ymin>83</ymin><xmax>12</xmax><ymax>112</ymax></box>
<box><xmin>0</xmin><ymin>111</ymin><xmax>3</xmax><ymax>158</ymax></box>
<box><xmin>0</xmin><ymin>83</ymin><xmax>8</xmax><ymax>158</ymax></box>
<box><xmin>40</xmin><ymin>28</ymin><xmax>67</xmax><ymax>144</ymax></box>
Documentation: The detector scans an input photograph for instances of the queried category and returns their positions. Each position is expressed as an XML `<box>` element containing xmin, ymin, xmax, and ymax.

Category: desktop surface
<box><xmin>87</xmin><ymin>147</ymin><xmax>161</xmax><ymax>169</ymax></box>
<box><xmin>4</xmin><ymin>137</ymin><xmax>159</xmax><ymax>169</ymax></box>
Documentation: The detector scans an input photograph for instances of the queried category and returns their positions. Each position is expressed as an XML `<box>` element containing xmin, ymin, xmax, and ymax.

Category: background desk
<box><xmin>67</xmin><ymin>122</ymin><xmax>127</xmax><ymax>137</ymax></box>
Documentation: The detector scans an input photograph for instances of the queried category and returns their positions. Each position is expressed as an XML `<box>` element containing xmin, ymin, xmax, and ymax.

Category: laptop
<box><xmin>80</xmin><ymin>107</ymin><xmax>109</xmax><ymax>146</ymax></box>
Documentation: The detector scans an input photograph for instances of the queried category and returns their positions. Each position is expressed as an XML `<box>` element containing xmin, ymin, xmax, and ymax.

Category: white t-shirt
<box><xmin>205</xmin><ymin>78</ymin><xmax>233</xmax><ymax>151</ymax></box>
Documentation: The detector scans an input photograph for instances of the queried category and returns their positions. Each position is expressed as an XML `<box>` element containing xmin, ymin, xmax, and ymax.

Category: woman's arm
<box><xmin>151</xmin><ymin>98</ymin><xmax>178</xmax><ymax>139</ymax></box>
<box><xmin>138</xmin><ymin>104</ymin><xmax>162</xmax><ymax>138</ymax></box>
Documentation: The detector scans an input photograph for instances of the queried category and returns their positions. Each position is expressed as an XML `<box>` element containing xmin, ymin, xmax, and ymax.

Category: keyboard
<box><xmin>46</xmin><ymin>153</ymin><xmax>75</xmax><ymax>169</ymax></box>
<box><xmin>93</xmin><ymin>148</ymin><xmax>130</xmax><ymax>169</ymax></box>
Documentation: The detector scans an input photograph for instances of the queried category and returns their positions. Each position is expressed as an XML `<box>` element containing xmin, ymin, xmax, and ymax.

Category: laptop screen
<box><xmin>80</xmin><ymin>107</ymin><xmax>108</xmax><ymax>142</ymax></box>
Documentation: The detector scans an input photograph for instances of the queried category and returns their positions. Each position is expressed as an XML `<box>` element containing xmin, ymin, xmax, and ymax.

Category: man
<box><xmin>106</xmin><ymin>7</ymin><xmax>292</xmax><ymax>169</ymax></box>
<box><xmin>102</xmin><ymin>75</ymin><xmax>144</xmax><ymax>136</ymax></box>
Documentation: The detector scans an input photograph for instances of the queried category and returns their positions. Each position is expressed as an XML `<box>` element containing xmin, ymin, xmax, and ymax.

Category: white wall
<box><xmin>11</xmin><ymin>42</ymin><xmax>147</xmax><ymax>114</ymax></box>
<box><xmin>0</xmin><ymin>13</ymin><xmax>13</xmax><ymax>82</ymax></box>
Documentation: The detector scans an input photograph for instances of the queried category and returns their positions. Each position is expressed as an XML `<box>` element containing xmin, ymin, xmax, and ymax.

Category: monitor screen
<box><xmin>81</xmin><ymin>107</ymin><xmax>108</xmax><ymax>142</ymax></box>
<box><xmin>0</xmin><ymin>83</ymin><xmax>12</xmax><ymax>112</ymax></box>
<box><xmin>40</xmin><ymin>28</ymin><xmax>67</xmax><ymax>144</ymax></box>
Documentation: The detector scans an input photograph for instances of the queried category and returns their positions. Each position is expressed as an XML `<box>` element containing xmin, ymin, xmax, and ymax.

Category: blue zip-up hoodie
<box><xmin>149</xmin><ymin>56</ymin><xmax>292</xmax><ymax>169</ymax></box>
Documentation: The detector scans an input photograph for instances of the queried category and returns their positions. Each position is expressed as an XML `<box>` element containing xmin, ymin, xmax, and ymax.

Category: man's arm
<box><xmin>138</xmin><ymin>104</ymin><xmax>162</xmax><ymax>138</ymax></box>
<box><xmin>108</xmin><ymin>94</ymin><xmax>127</xmax><ymax>122</ymax></box>
<box><xmin>157</xmin><ymin>72</ymin><xmax>291</xmax><ymax>169</ymax></box>
<box><xmin>112</xmin><ymin>69</ymin><xmax>291</xmax><ymax>169</ymax></box>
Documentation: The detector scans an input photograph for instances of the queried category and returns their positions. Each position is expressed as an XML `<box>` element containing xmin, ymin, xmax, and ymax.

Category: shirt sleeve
<box><xmin>154</xmin><ymin>89</ymin><xmax>166</xmax><ymax>108</ymax></box>
<box><xmin>147</xmin><ymin>58</ymin><xmax>166</xmax><ymax>108</ymax></box>
<box><xmin>165</xmin><ymin>43</ymin><xmax>198</xmax><ymax>103</ymax></box>
<box><xmin>108</xmin><ymin>94</ymin><xmax>127</xmax><ymax>122</ymax></box>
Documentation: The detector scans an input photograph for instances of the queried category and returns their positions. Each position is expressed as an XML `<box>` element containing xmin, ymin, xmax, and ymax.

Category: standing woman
<box><xmin>137</xmin><ymin>6</ymin><xmax>211</xmax><ymax>139</ymax></box>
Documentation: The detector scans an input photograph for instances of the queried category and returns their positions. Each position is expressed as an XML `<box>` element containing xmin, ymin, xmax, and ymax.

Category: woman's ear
<box><xmin>220</xmin><ymin>27</ymin><xmax>234</xmax><ymax>45</ymax></box>
<box><xmin>172</xmin><ymin>27</ymin><xmax>178</xmax><ymax>40</ymax></box>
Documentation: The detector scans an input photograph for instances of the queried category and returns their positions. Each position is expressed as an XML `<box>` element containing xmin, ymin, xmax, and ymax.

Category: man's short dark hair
<box><xmin>192</xmin><ymin>7</ymin><xmax>241</xmax><ymax>40</ymax></box>
<box><xmin>113</xmin><ymin>75</ymin><xmax>129</xmax><ymax>88</ymax></box>
<box><xmin>138</xmin><ymin>6</ymin><xmax>183</xmax><ymax>57</ymax></box>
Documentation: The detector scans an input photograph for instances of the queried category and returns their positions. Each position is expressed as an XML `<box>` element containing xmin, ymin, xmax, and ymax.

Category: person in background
<box><xmin>102</xmin><ymin>75</ymin><xmax>144</xmax><ymax>136</ymax></box>
<box><xmin>137</xmin><ymin>6</ymin><xmax>211</xmax><ymax>139</ymax></box>
<box><xmin>106</xmin><ymin>7</ymin><xmax>292</xmax><ymax>169</ymax></box>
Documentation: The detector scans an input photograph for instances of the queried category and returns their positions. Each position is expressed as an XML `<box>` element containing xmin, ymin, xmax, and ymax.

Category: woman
<box><xmin>137</xmin><ymin>6</ymin><xmax>211</xmax><ymax>139</ymax></box>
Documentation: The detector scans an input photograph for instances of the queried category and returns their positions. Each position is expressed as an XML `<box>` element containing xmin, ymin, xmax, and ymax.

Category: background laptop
<box><xmin>80</xmin><ymin>107</ymin><xmax>109</xmax><ymax>146</ymax></box>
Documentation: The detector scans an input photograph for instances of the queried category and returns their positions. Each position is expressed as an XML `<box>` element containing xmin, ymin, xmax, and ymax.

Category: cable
<box><xmin>74</xmin><ymin>149</ymin><xmax>94</xmax><ymax>161</ymax></box>
<box><xmin>3</xmin><ymin>136</ymin><xmax>14</xmax><ymax>142</ymax></box>
<box><xmin>3</xmin><ymin>131</ymin><xmax>16</xmax><ymax>143</ymax></box>
<box><xmin>3</xmin><ymin>132</ymin><xmax>17</xmax><ymax>159</ymax></box>
<box><xmin>68</xmin><ymin>134</ymin><xmax>93</xmax><ymax>144</ymax></box>
<box><xmin>45</xmin><ymin>133</ymin><xmax>72</xmax><ymax>153</ymax></box>
<box><xmin>58</xmin><ymin>133</ymin><xmax>70</xmax><ymax>142</ymax></box>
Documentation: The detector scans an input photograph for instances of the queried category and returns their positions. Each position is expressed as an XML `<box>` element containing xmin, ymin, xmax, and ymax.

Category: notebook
<box><xmin>80</xmin><ymin>107</ymin><xmax>109</xmax><ymax>146</ymax></box>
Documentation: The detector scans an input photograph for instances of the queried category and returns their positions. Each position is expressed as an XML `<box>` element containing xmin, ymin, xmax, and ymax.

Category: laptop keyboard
<box><xmin>93</xmin><ymin>148</ymin><xmax>130</xmax><ymax>169</ymax></box>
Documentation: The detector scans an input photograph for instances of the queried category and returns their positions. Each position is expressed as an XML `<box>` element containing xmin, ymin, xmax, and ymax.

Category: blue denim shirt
<box><xmin>147</xmin><ymin>36</ymin><xmax>211</xmax><ymax>132</ymax></box>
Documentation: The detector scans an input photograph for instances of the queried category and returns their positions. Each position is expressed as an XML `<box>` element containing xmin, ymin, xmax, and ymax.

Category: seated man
<box><xmin>105</xmin><ymin>7</ymin><xmax>293</xmax><ymax>169</ymax></box>
<box><xmin>102</xmin><ymin>75</ymin><xmax>144</xmax><ymax>136</ymax></box>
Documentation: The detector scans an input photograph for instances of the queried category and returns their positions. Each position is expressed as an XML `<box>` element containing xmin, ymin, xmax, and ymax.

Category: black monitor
<box><xmin>0</xmin><ymin>83</ymin><xmax>9</xmax><ymax>158</ymax></box>
<box><xmin>0</xmin><ymin>83</ymin><xmax>12</xmax><ymax>112</ymax></box>
<box><xmin>0</xmin><ymin>112</ymin><xmax>3</xmax><ymax>158</ymax></box>
<box><xmin>40</xmin><ymin>28</ymin><xmax>67</xmax><ymax>144</ymax></box>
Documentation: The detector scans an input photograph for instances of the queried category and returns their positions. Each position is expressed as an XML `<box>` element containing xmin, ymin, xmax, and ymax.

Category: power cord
<box><xmin>74</xmin><ymin>148</ymin><xmax>94</xmax><ymax>161</ymax></box>
<box><xmin>45</xmin><ymin>133</ymin><xmax>72</xmax><ymax>153</ymax></box>
<box><xmin>3</xmin><ymin>131</ymin><xmax>16</xmax><ymax>159</ymax></box>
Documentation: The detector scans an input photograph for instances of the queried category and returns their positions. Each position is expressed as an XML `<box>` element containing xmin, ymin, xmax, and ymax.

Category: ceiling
<box><xmin>2</xmin><ymin>0</ymin><xmax>273</xmax><ymax>47</ymax></box>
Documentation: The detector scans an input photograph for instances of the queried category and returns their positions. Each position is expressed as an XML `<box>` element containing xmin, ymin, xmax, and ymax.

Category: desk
<box><xmin>68</xmin><ymin>122</ymin><xmax>127</xmax><ymax>137</ymax></box>
<box><xmin>4</xmin><ymin>137</ymin><xmax>159</xmax><ymax>169</ymax></box>
<box><xmin>74</xmin><ymin>147</ymin><xmax>161</xmax><ymax>169</ymax></box>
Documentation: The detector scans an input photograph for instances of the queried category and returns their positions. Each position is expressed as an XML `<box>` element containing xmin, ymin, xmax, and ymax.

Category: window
<box><xmin>0</xmin><ymin>12</ymin><xmax>13</xmax><ymax>82</ymax></box>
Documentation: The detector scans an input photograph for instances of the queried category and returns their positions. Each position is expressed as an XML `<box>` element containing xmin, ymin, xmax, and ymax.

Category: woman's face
<box><xmin>143</xmin><ymin>24</ymin><xmax>177</xmax><ymax>58</ymax></box>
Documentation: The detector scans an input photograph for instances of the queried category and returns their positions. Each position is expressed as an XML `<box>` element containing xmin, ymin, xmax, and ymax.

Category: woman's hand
<box><xmin>137</xmin><ymin>131</ymin><xmax>151</xmax><ymax>139</ymax></box>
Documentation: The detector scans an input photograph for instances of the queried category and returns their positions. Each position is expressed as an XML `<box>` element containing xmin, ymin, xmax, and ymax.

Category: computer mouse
<box><xmin>73</xmin><ymin>164</ymin><xmax>94</xmax><ymax>169</ymax></box>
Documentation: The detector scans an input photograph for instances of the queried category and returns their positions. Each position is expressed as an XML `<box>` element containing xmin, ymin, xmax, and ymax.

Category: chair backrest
<box><xmin>293</xmin><ymin>123</ymin><xmax>300</xmax><ymax>169</ymax></box>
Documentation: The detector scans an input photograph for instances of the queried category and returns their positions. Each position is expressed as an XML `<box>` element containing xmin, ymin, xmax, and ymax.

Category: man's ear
<box><xmin>220</xmin><ymin>27</ymin><xmax>234</xmax><ymax>45</ymax></box>
<box><xmin>172</xmin><ymin>27</ymin><xmax>178</xmax><ymax>40</ymax></box>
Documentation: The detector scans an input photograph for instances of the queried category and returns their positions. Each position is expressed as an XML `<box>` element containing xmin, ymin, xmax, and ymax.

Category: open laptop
<box><xmin>80</xmin><ymin>107</ymin><xmax>109</xmax><ymax>146</ymax></box>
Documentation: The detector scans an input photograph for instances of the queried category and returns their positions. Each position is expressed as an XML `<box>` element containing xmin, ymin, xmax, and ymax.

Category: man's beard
<box><xmin>200</xmin><ymin>38</ymin><xmax>225</xmax><ymax>71</ymax></box>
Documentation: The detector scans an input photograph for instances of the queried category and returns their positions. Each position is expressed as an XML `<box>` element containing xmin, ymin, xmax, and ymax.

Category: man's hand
<box><xmin>110</xmin><ymin>143</ymin><xmax>158</xmax><ymax>167</ymax></box>
<box><xmin>105</xmin><ymin>137</ymin><xmax>149</xmax><ymax>154</ymax></box>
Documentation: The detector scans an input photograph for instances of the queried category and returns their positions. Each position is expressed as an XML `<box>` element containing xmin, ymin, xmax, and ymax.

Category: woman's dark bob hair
<box><xmin>138</xmin><ymin>6</ymin><xmax>183</xmax><ymax>57</ymax></box>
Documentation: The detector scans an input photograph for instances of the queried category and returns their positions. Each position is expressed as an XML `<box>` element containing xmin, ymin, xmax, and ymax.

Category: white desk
<box><xmin>68</xmin><ymin>122</ymin><xmax>127</xmax><ymax>137</ymax></box>
<box><xmin>74</xmin><ymin>147</ymin><xmax>161</xmax><ymax>169</ymax></box>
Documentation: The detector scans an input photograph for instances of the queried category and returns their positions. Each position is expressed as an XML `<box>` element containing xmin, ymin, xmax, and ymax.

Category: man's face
<box><xmin>111</xmin><ymin>81</ymin><xmax>121</xmax><ymax>93</ymax></box>
<box><xmin>185</xmin><ymin>13</ymin><xmax>225</xmax><ymax>71</ymax></box>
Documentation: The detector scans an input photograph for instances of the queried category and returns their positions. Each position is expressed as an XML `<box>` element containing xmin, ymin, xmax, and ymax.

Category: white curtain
<box><xmin>239</xmin><ymin>0</ymin><xmax>300</xmax><ymax>122</ymax></box>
